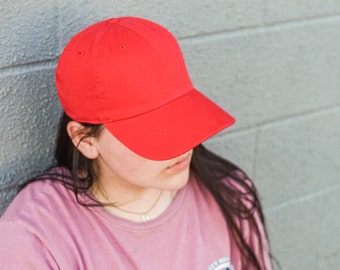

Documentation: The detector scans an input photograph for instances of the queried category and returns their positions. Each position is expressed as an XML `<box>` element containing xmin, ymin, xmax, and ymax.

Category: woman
<box><xmin>0</xmin><ymin>17</ymin><xmax>272</xmax><ymax>269</ymax></box>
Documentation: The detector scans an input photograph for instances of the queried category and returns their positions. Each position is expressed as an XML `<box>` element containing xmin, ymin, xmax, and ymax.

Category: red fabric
<box><xmin>56</xmin><ymin>17</ymin><xmax>235</xmax><ymax>160</ymax></box>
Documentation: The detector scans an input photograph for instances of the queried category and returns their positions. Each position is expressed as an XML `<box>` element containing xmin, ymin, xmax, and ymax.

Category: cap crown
<box><xmin>56</xmin><ymin>17</ymin><xmax>193</xmax><ymax>123</ymax></box>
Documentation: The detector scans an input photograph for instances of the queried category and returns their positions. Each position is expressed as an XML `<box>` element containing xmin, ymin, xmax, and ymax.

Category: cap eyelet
<box><xmin>119</xmin><ymin>45</ymin><xmax>126</xmax><ymax>50</ymax></box>
<box><xmin>77</xmin><ymin>50</ymin><xmax>83</xmax><ymax>56</ymax></box>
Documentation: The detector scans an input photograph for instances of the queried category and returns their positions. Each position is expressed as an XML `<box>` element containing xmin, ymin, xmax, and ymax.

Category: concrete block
<box><xmin>253</xmin><ymin>108</ymin><xmax>340</xmax><ymax>207</ymax></box>
<box><xmin>204</xmin><ymin>129</ymin><xmax>257</xmax><ymax>177</ymax></box>
<box><xmin>265</xmin><ymin>196</ymin><xmax>323</xmax><ymax>269</ymax></box>
<box><xmin>0</xmin><ymin>68</ymin><xmax>61</xmax><ymax>191</ymax></box>
<box><xmin>0</xmin><ymin>1</ymin><xmax>58</xmax><ymax>67</ymax></box>
<box><xmin>181</xmin><ymin>21</ymin><xmax>340</xmax><ymax>130</ymax></box>
<box><xmin>264</xmin><ymin>0</ymin><xmax>340</xmax><ymax>24</ymax></box>
<box><xmin>57</xmin><ymin>0</ymin><xmax>263</xmax><ymax>52</ymax></box>
<box><xmin>315</xmin><ymin>186</ymin><xmax>340</xmax><ymax>268</ymax></box>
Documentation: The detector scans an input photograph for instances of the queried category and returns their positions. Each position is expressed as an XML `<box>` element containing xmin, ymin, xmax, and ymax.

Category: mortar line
<box><xmin>254</xmin><ymin>104</ymin><xmax>340</xmax><ymax>130</ymax></box>
<box><xmin>0</xmin><ymin>58</ymin><xmax>58</xmax><ymax>77</ymax></box>
<box><xmin>265</xmin><ymin>183</ymin><xmax>340</xmax><ymax>213</ymax></box>
<box><xmin>179</xmin><ymin>14</ymin><xmax>340</xmax><ymax>43</ymax></box>
<box><xmin>214</xmin><ymin>104</ymin><xmax>340</xmax><ymax>137</ymax></box>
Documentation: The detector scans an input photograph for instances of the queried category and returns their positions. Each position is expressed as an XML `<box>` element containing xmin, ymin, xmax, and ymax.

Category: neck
<box><xmin>91</xmin><ymin>182</ymin><xmax>176</xmax><ymax>223</ymax></box>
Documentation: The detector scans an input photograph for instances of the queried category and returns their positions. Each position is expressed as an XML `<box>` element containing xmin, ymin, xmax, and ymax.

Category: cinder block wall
<box><xmin>1</xmin><ymin>1</ymin><xmax>339</xmax><ymax>269</ymax></box>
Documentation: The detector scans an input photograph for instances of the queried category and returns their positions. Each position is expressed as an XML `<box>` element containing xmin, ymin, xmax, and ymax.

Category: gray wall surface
<box><xmin>0</xmin><ymin>1</ymin><xmax>339</xmax><ymax>269</ymax></box>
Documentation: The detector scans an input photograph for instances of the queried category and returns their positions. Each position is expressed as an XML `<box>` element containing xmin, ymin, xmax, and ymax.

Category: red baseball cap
<box><xmin>56</xmin><ymin>17</ymin><xmax>235</xmax><ymax>160</ymax></box>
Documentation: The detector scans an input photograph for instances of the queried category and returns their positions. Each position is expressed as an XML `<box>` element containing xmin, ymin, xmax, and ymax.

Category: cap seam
<box><xmin>121</xmin><ymin>18</ymin><xmax>178</xmax><ymax>93</ymax></box>
<box><xmin>94</xmin><ymin>22</ymin><xmax>112</xmax><ymax>122</ymax></box>
<box><xmin>95</xmin><ymin>19</ymin><xmax>177</xmax><ymax>123</ymax></box>
<box><xmin>96</xmin><ymin>18</ymin><xmax>191</xmax><ymax>123</ymax></box>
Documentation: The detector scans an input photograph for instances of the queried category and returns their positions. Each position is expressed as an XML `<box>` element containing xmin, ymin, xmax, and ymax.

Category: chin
<box><xmin>163</xmin><ymin>168</ymin><xmax>191</xmax><ymax>191</ymax></box>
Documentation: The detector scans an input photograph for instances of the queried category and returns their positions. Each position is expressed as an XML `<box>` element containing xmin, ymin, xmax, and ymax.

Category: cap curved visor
<box><xmin>104</xmin><ymin>89</ymin><xmax>235</xmax><ymax>160</ymax></box>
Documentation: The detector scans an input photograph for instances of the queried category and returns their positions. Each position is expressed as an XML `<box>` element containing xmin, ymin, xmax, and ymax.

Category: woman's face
<box><xmin>93</xmin><ymin>128</ymin><xmax>193</xmax><ymax>192</ymax></box>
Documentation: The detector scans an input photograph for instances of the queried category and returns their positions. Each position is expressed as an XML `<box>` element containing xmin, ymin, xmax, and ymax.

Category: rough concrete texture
<box><xmin>181</xmin><ymin>20</ymin><xmax>340</xmax><ymax>130</ymax></box>
<box><xmin>264</xmin><ymin>0</ymin><xmax>340</xmax><ymax>23</ymax></box>
<box><xmin>0</xmin><ymin>1</ymin><xmax>58</xmax><ymax>68</ymax></box>
<box><xmin>0</xmin><ymin>1</ymin><xmax>339</xmax><ymax>269</ymax></box>
<box><xmin>0</xmin><ymin>68</ymin><xmax>61</xmax><ymax>211</ymax></box>
<box><xmin>255</xmin><ymin>108</ymin><xmax>340</xmax><ymax>207</ymax></box>
<box><xmin>204</xmin><ymin>129</ymin><xmax>257</xmax><ymax>176</ymax></box>
<box><xmin>57</xmin><ymin>0</ymin><xmax>263</xmax><ymax>51</ymax></box>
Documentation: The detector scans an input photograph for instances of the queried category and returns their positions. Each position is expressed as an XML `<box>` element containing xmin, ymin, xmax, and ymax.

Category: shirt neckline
<box><xmin>89</xmin><ymin>173</ymin><xmax>193</xmax><ymax>232</ymax></box>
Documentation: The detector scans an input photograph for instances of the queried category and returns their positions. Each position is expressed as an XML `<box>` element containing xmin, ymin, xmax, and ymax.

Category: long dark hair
<box><xmin>191</xmin><ymin>145</ymin><xmax>270</xmax><ymax>269</ymax></box>
<box><xmin>21</xmin><ymin>112</ymin><xmax>272</xmax><ymax>269</ymax></box>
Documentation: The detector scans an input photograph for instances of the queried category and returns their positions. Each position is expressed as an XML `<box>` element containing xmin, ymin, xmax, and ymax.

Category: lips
<box><xmin>166</xmin><ymin>152</ymin><xmax>192</xmax><ymax>171</ymax></box>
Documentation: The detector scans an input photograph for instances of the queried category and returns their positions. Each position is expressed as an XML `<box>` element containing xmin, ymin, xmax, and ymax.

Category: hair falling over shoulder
<box><xmin>20</xmin><ymin>112</ymin><xmax>273</xmax><ymax>269</ymax></box>
<box><xmin>191</xmin><ymin>146</ymin><xmax>272</xmax><ymax>269</ymax></box>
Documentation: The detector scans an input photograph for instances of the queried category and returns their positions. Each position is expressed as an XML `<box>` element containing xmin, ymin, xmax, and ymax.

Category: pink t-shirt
<box><xmin>0</xmin><ymin>168</ymin><xmax>271</xmax><ymax>269</ymax></box>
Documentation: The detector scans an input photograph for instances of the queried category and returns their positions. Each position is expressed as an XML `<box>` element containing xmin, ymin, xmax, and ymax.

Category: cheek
<box><xmin>123</xmin><ymin>157</ymin><xmax>166</xmax><ymax>181</ymax></box>
<box><xmin>101</xmin><ymin>145</ymin><xmax>166</xmax><ymax>183</ymax></box>
<box><xmin>94</xmin><ymin>130</ymin><xmax>170</xmax><ymax>186</ymax></box>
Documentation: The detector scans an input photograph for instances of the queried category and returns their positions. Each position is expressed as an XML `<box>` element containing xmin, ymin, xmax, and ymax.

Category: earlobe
<box><xmin>66</xmin><ymin>121</ymin><xmax>99</xmax><ymax>159</ymax></box>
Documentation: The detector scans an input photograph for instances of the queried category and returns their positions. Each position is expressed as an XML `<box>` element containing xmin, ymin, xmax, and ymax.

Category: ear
<box><xmin>66</xmin><ymin>121</ymin><xmax>99</xmax><ymax>159</ymax></box>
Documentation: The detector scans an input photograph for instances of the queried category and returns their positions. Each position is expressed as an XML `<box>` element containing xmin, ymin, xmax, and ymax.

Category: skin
<box><xmin>67</xmin><ymin>121</ymin><xmax>193</xmax><ymax>221</ymax></box>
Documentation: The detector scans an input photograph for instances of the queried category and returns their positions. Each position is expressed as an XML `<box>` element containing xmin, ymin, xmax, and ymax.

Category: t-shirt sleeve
<box><xmin>0</xmin><ymin>221</ymin><xmax>59</xmax><ymax>269</ymax></box>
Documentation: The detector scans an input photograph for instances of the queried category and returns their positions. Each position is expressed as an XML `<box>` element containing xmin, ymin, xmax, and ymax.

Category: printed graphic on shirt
<box><xmin>207</xmin><ymin>256</ymin><xmax>235</xmax><ymax>270</ymax></box>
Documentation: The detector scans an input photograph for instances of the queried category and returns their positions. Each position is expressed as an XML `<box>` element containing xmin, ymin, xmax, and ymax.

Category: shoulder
<box><xmin>0</xmin><ymin>167</ymin><xmax>76</xmax><ymax>268</ymax></box>
<box><xmin>1</xmin><ymin>166</ymin><xmax>75</xmax><ymax>223</ymax></box>
<box><xmin>0</xmin><ymin>220</ymin><xmax>59</xmax><ymax>268</ymax></box>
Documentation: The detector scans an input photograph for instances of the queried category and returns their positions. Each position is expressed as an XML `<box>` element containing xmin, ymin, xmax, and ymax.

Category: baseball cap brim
<box><xmin>104</xmin><ymin>89</ymin><xmax>235</xmax><ymax>160</ymax></box>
